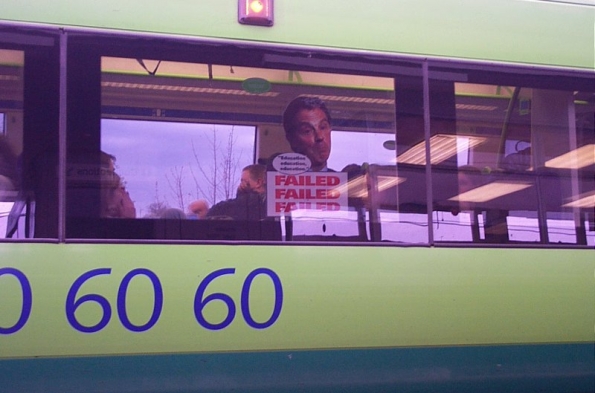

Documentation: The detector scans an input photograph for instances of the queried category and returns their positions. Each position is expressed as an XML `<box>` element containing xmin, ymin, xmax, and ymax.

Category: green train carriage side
<box><xmin>0</xmin><ymin>1</ymin><xmax>594</xmax><ymax>392</ymax></box>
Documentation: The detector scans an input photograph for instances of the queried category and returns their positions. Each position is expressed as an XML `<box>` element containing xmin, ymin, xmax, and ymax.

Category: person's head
<box><xmin>161</xmin><ymin>208</ymin><xmax>186</xmax><ymax>219</ymax></box>
<box><xmin>282</xmin><ymin>96</ymin><xmax>332</xmax><ymax>171</ymax></box>
<box><xmin>188</xmin><ymin>199</ymin><xmax>210</xmax><ymax>219</ymax></box>
<box><xmin>239</xmin><ymin>164</ymin><xmax>266</xmax><ymax>195</ymax></box>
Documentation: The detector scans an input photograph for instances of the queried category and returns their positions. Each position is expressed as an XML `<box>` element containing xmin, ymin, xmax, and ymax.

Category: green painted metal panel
<box><xmin>1</xmin><ymin>243</ymin><xmax>593</xmax><ymax>359</ymax></box>
<box><xmin>0</xmin><ymin>0</ymin><xmax>593</xmax><ymax>69</ymax></box>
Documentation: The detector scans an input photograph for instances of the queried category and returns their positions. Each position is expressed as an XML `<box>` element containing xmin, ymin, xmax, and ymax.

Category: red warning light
<box><xmin>239</xmin><ymin>0</ymin><xmax>274</xmax><ymax>26</ymax></box>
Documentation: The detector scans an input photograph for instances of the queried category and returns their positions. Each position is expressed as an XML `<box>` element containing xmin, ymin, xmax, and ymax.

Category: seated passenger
<box><xmin>238</xmin><ymin>163</ymin><xmax>266</xmax><ymax>196</ymax></box>
<box><xmin>187</xmin><ymin>199</ymin><xmax>209</xmax><ymax>219</ymax></box>
<box><xmin>161</xmin><ymin>208</ymin><xmax>186</xmax><ymax>219</ymax></box>
<box><xmin>206</xmin><ymin>164</ymin><xmax>267</xmax><ymax>220</ymax></box>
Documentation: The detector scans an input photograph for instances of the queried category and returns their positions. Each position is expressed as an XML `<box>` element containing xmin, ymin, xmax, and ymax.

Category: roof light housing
<box><xmin>239</xmin><ymin>0</ymin><xmax>274</xmax><ymax>26</ymax></box>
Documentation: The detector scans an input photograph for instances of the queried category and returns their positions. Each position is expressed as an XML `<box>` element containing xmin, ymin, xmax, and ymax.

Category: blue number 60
<box><xmin>193</xmin><ymin>268</ymin><xmax>283</xmax><ymax>331</ymax></box>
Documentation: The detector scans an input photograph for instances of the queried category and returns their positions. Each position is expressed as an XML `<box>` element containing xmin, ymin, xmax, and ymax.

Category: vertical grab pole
<box><xmin>58</xmin><ymin>30</ymin><xmax>67</xmax><ymax>242</ymax></box>
<box><xmin>423</xmin><ymin>61</ymin><xmax>434</xmax><ymax>245</ymax></box>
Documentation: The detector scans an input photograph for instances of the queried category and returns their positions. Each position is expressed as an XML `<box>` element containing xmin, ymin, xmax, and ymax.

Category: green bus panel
<box><xmin>0</xmin><ymin>0</ymin><xmax>593</xmax><ymax>69</ymax></box>
<box><xmin>1</xmin><ymin>243</ymin><xmax>593</xmax><ymax>359</ymax></box>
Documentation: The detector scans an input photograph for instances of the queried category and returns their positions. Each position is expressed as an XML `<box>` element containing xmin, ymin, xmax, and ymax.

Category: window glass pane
<box><xmin>101</xmin><ymin>120</ymin><xmax>255</xmax><ymax>218</ymax></box>
<box><xmin>428</xmin><ymin>75</ymin><xmax>594</xmax><ymax>245</ymax></box>
<box><xmin>65</xmin><ymin>54</ymin><xmax>426</xmax><ymax>243</ymax></box>
<box><xmin>380</xmin><ymin>76</ymin><xmax>428</xmax><ymax>243</ymax></box>
<box><xmin>0</xmin><ymin>49</ymin><xmax>23</xmax><ymax>239</ymax></box>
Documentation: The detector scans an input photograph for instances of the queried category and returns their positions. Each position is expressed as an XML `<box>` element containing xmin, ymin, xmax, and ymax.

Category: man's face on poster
<box><xmin>287</xmin><ymin>108</ymin><xmax>332</xmax><ymax>171</ymax></box>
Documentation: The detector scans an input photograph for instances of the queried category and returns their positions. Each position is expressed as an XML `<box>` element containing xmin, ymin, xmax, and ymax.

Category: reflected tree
<box><xmin>166</xmin><ymin>126</ymin><xmax>244</xmax><ymax>209</ymax></box>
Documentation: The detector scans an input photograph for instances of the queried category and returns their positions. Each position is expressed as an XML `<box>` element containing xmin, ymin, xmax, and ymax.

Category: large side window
<box><xmin>427</xmin><ymin>68</ymin><xmax>594</xmax><ymax>245</ymax></box>
<box><xmin>62</xmin><ymin>38</ymin><xmax>594</xmax><ymax>247</ymax></box>
<box><xmin>65</xmin><ymin>42</ymin><xmax>428</xmax><ymax>243</ymax></box>
<box><xmin>0</xmin><ymin>40</ymin><xmax>58</xmax><ymax>240</ymax></box>
<box><xmin>0</xmin><ymin>49</ymin><xmax>22</xmax><ymax>238</ymax></box>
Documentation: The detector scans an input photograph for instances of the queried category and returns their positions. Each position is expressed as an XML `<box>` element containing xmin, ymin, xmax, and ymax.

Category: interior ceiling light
<box><xmin>397</xmin><ymin>134</ymin><xmax>488</xmax><ymax>165</ymax></box>
<box><xmin>333</xmin><ymin>175</ymin><xmax>405</xmax><ymax>199</ymax></box>
<box><xmin>545</xmin><ymin>144</ymin><xmax>595</xmax><ymax>170</ymax></box>
<box><xmin>448</xmin><ymin>181</ymin><xmax>533</xmax><ymax>203</ymax></box>
<box><xmin>101</xmin><ymin>81</ymin><xmax>279</xmax><ymax>97</ymax></box>
<box><xmin>333</xmin><ymin>176</ymin><xmax>367</xmax><ymax>198</ymax></box>
<box><xmin>455</xmin><ymin>104</ymin><xmax>498</xmax><ymax>111</ymax></box>
<box><xmin>562</xmin><ymin>191</ymin><xmax>595</xmax><ymax>208</ymax></box>
<box><xmin>316</xmin><ymin>94</ymin><xmax>394</xmax><ymax>105</ymax></box>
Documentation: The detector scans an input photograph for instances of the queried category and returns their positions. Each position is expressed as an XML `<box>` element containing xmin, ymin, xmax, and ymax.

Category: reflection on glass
<box><xmin>0</xmin><ymin>49</ymin><xmax>23</xmax><ymax>239</ymax></box>
<box><xmin>562</xmin><ymin>191</ymin><xmax>595</xmax><ymax>208</ymax></box>
<box><xmin>448</xmin><ymin>181</ymin><xmax>533</xmax><ymax>203</ymax></box>
<box><xmin>334</xmin><ymin>174</ymin><xmax>405</xmax><ymax>199</ymax></box>
<box><xmin>397</xmin><ymin>134</ymin><xmax>488</xmax><ymax>165</ymax></box>
<box><xmin>101</xmin><ymin>120</ymin><xmax>255</xmax><ymax>218</ymax></box>
<box><xmin>545</xmin><ymin>144</ymin><xmax>595</xmax><ymax>169</ymax></box>
<box><xmin>92</xmin><ymin>56</ymin><xmax>412</xmax><ymax>242</ymax></box>
<box><xmin>432</xmin><ymin>79</ymin><xmax>594</xmax><ymax>245</ymax></box>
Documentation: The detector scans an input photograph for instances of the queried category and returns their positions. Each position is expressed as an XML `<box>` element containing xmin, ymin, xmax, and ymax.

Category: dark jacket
<box><xmin>206</xmin><ymin>190</ymin><xmax>267</xmax><ymax>221</ymax></box>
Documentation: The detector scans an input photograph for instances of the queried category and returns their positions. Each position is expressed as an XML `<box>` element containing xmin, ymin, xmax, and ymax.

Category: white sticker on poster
<box><xmin>271</xmin><ymin>152</ymin><xmax>311</xmax><ymax>174</ymax></box>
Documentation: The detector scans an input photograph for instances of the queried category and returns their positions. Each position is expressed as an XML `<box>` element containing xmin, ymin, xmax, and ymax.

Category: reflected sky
<box><xmin>102</xmin><ymin>119</ymin><xmax>255</xmax><ymax>217</ymax></box>
<box><xmin>102</xmin><ymin>119</ymin><xmax>397</xmax><ymax>217</ymax></box>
